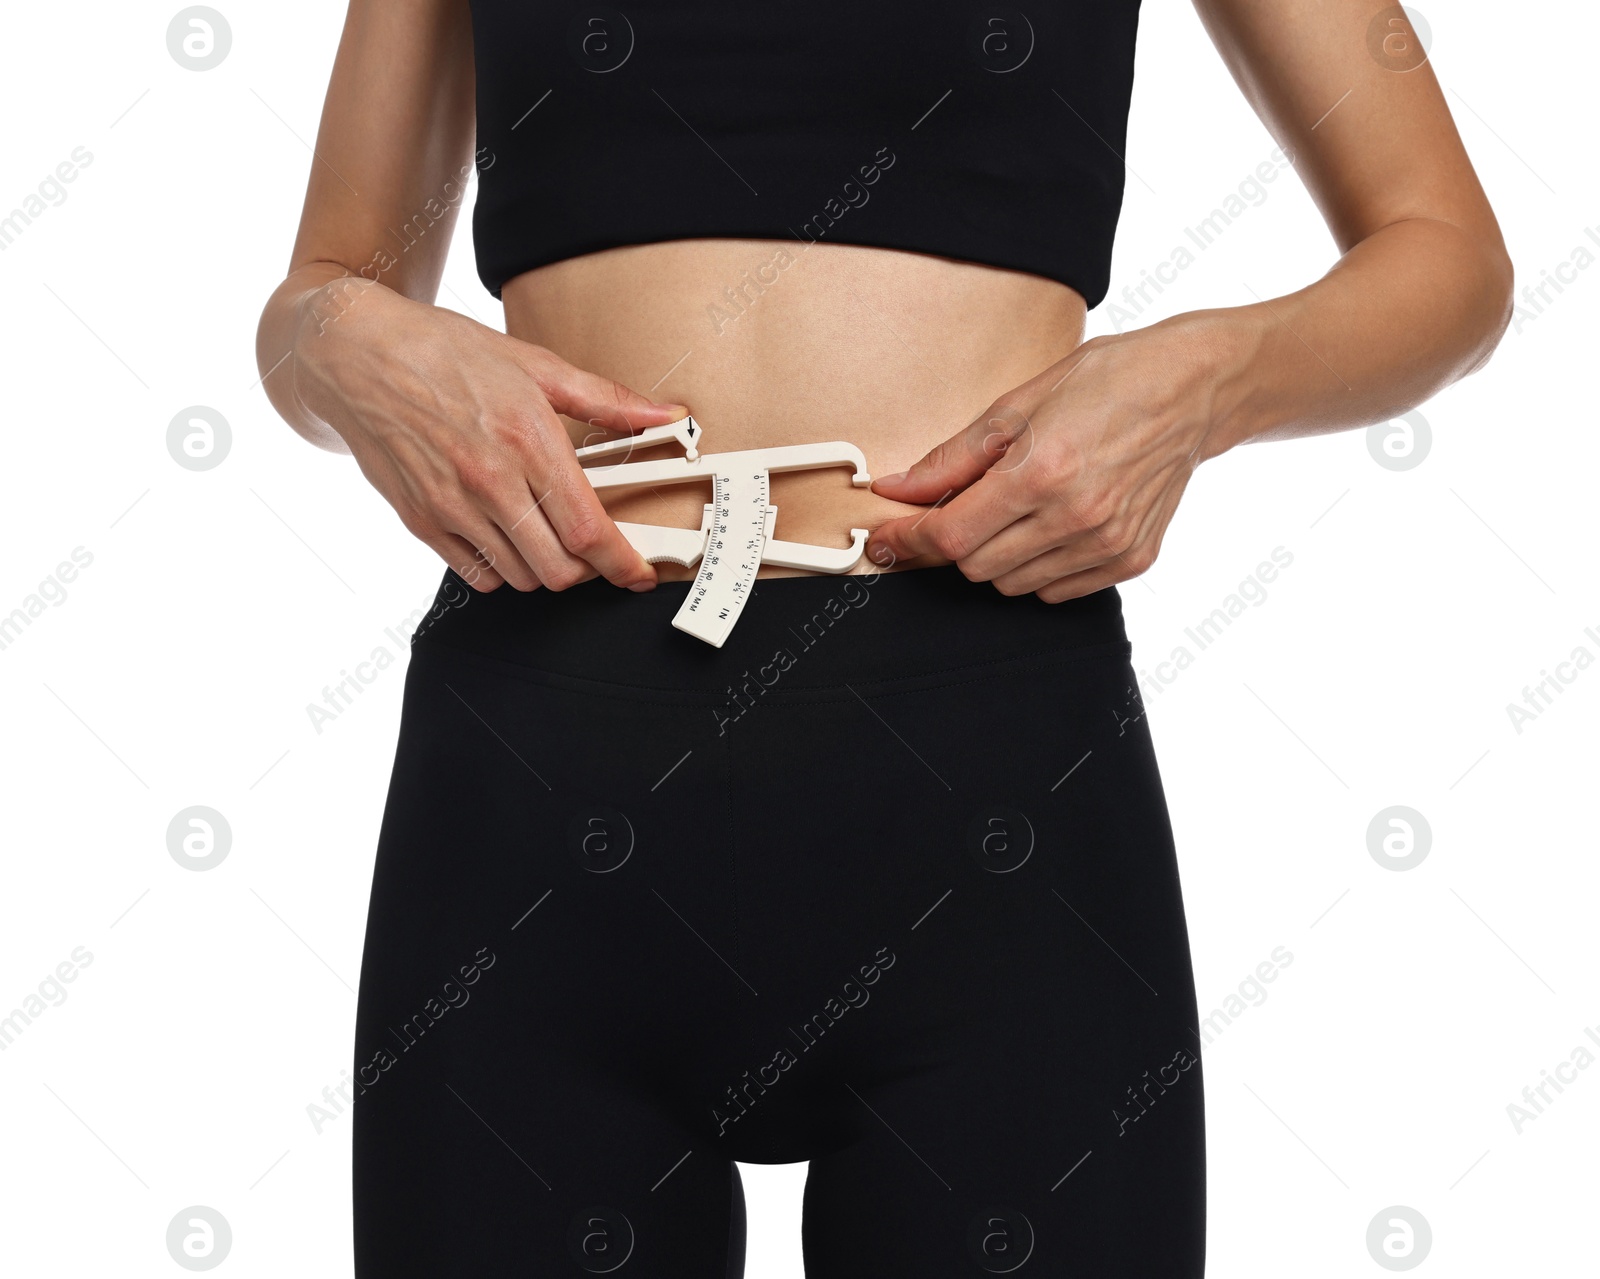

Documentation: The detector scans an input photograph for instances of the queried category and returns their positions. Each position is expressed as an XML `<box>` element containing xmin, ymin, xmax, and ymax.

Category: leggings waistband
<box><xmin>410</xmin><ymin>564</ymin><xmax>1130</xmax><ymax>695</ymax></box>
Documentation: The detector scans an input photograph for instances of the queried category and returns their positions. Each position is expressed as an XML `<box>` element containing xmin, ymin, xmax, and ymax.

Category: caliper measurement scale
<box><xmin>575</xmin><ymin>417</ymin><xmax>871</xmax><ymax>647</ymax></box>
<box><xmin>681</xmin><ymin>469</ymin><xmax>768</xmax><ymax>643</ymax></box>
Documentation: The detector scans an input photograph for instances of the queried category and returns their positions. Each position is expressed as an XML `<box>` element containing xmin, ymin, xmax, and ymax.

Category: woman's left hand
<box><xmin>866</xmin><ymin>314</ymin><xmax>1238</xmax><ymax>602</ymax></box>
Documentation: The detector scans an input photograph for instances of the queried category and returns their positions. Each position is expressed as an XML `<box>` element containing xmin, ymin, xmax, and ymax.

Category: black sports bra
<box><xmin>466</xmin><ymin>3</ymin><xmax>1142</xmax><ymax>308</ymax></box>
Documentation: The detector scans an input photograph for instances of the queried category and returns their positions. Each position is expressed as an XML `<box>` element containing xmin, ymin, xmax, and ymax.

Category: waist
<box><xmin>412</xmin><ymin>563</ymin><xmax>1129</xmax><ymax>697</ymax></box>
<box><xmin>502</xmin><ymin>238</ymin><xmax>1086</xmax><ymax>579</ymax></box>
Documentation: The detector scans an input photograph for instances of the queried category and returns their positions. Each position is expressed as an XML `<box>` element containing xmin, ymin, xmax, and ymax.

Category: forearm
<box><xmin>1187</xmin><ymin>215</ymin><xmax>1514</xmax><ymax>460</ymax></box>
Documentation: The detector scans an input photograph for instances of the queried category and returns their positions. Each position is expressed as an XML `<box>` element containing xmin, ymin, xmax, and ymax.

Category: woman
<box><xmin>256</xmin><ymin>2</ymin><xmax>1511</xmax><ymax>1274</ymax></box>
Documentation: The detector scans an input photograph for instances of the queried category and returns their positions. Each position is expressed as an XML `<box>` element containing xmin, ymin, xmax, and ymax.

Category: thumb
<box><xmin>870</xmin><ymin>402</ymin><xmax>1032</xmax><ymax>503</ymax></box>
<box><xmin>530</xmin><ymin>351</ymin><xmax>689</xmax><ymax>436</ymax></box>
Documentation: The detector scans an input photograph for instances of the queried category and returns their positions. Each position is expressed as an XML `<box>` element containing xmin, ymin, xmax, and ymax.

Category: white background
<box><xmin>1</xmin><ymin>1</ymin><xmax>1594</xmax><ymax>1275</ymax></box>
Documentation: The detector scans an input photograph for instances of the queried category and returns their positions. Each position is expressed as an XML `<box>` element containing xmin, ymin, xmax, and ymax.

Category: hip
<box><xmin>407</xmin><ymin>560</ymin><xmax>1134</xmax><ymax>699</ymax></box>
<box><xmin>368</xmin><ymin>564</ymin><xmax>1194</xmax><ymax>1085</ymax></box>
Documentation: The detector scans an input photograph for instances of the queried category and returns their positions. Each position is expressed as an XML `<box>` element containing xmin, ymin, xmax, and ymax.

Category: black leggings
<box><xmin>352</xmin><ymin>564</ymin><xmax>1205</xmax><ymax>1277</ymax></box>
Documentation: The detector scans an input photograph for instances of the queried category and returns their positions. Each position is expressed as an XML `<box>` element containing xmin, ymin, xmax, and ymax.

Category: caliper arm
<box><xmin>580</xmin><ymin>418</ymin><xmax>873</xmax><ymax>569</ymax></box>
<box><xmin>582</xmin><ymin>441</ymin><xmax>871</xmax><ymax>492</ymax></box>
<box><xmin>615</xmin><ymin>511</ymin><xmax>870</xmax><ymax>574</ymax></box>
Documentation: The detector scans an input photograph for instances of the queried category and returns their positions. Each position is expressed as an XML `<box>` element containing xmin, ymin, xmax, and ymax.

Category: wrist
<box><xmin>293</xmin><ymin>273</ymin><xmax>385</xmax><ymax>352</ymax></box>
<box><xmin>257</xmin><ymin>264</ymin><xmax>363</xmax><ymax>450</ymax></box>
<box><xmin>289</xmin><ymin>275</ymin><xmax>397</xmax><ymax>448</ymax></box>
<box><xmin>1167</xmin><ymin>306</ymin><xmax>1271</xmax><ymax>464</ymax></box>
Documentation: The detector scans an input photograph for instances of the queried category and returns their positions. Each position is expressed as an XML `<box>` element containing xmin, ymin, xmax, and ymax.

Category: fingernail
<box><xmin>879</xmin><ymin>470</ymin><xmax>908</xmax><ymax>484</ymax></box>
<box><xmin>629</xmin><ymin>579</ymin><xmax>656</xmax><ymax>592</ymax></box>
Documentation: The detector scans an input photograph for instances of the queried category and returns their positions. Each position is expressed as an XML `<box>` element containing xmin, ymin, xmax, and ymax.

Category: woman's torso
<box><xmin>502</xmin><ymin>239</ymin><xmax>1086</xmax><ymax>579</ymax></box>
<box><xmin>468</xmin><ymin>2</ymin><xmax>1143</xmax><ymax>576</ymax></box>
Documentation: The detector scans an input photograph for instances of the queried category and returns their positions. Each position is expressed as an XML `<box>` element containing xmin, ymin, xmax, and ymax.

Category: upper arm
<box><xmin>287</xmin><ymin>0</ymin><xmax>477</xmax><ymax>303</ymax></box>
<box><xmin>1192</xmin><ymin>0</ymin><xmax>1508</xmax><ymax>262</ymax></box>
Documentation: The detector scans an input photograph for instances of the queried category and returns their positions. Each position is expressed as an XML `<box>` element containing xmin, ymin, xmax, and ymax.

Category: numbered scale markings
<box><xmin>676</xmin><ymin>470</ymin><xmax>769</xmax><ymax>647</ymax></box>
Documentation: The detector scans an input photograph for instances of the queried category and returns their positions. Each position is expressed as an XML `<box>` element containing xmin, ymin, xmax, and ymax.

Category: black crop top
<box><xmin>466</xmin><ymin>3</ymin><xmax>1142</xmax><ymax>308</ymax></box>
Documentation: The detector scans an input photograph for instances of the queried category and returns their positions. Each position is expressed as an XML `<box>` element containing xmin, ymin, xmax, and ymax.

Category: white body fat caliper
<box><xmin>575</xmin><ymin>416</ymin><xmax>870</xmax><ymax>648</ymax></box>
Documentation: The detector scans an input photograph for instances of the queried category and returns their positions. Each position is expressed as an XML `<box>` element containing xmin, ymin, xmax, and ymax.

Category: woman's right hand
<box><xmin>288</xmin><ymin>275</ymin><xmax>687</xmax><ymax>593</ymax></box>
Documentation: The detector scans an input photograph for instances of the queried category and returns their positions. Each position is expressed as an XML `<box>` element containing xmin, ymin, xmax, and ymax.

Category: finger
<box><xmin>525</xmin><ymin>346</ymin><xmax>689</xmax><ymax>436</ymax></box>
<box><xmin>514</xmin><ymin>410</ymin><xmax>659</xmax><ymax>590</ymax></box>
<box><xmin>394</xmin><ymin>489</ymin><xmax>515</xmax><ymax>591</ymax></box>
<box><xmin>974</xmin><ymin>442</ymin><xmax>1192</xmax><ymax>589</ymax></box>
<box><xmin>435</xmin><ymin>502</ymin><xmax>542</xmax><ymax>590</ymax></box>
<box><xmin>967</xmin><ymin>498</ymin><xmax>1126</xmax><ymax>588</ymax></box>
<box><xmin>424</xmin><ymin>530</ymin><xmax>508</xmax><ymax>592</ymax></box>
<box><xmin>869</xmin><ymin>400</ymin><xmax>1034</xmax><ymax>505</ymax></box>
<box><xmin>537</xmin><ymin>468</ymin><xmax>657</xmax><ymax>590</ymax></box>
<box><xmin>989</xmin><ymin>534</ymin><xmax>1127</xmax><ymax>597</ymax></box>
<box><xmin>481</xmin><ymin>396</ymin><xmax>656</xmax><ymax>591</ymax></box>
<box><xmin>989</xmin><ymin>498</ymin><xmax>1168</xmax><ymax>594</ymax></box>
<box><xmin>452</xmin><ymin>506</ymin><xmax>552</xmax><ymax>592</ymax></box>
<box><xmin>484</xmin><ymin>482</ymin><xmax>603</xmax><ymax>592</ymax></box>
<box><xmin>867</xmin><ymin>508</ymin><xmax>950</xmax><ymax>568</ymax></box>
<box><xmin>866</xmin><ymin>462</ymin><xmax>1031</xmax><ymax>569</ymax></box>
<box><xmin>436</xmin><ymin>419</ymin><xmax>610</xmax><ymax>591</ymax></box>
<box><xmin>1016</xmin><ymin>492</ymin><xmax>1179</xmax><ymax>600</ymax></box>
<box><xmin>1035</xmin><ymin>561</ymin><xmax>1129</xmax><ymax>604</ymax></box>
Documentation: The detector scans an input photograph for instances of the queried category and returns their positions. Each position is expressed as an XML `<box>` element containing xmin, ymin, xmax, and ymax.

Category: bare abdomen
<box><xmin>500</xmin><ymin>238</ymin><xmax>1086</xmax><ymax>579</ymax></box>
